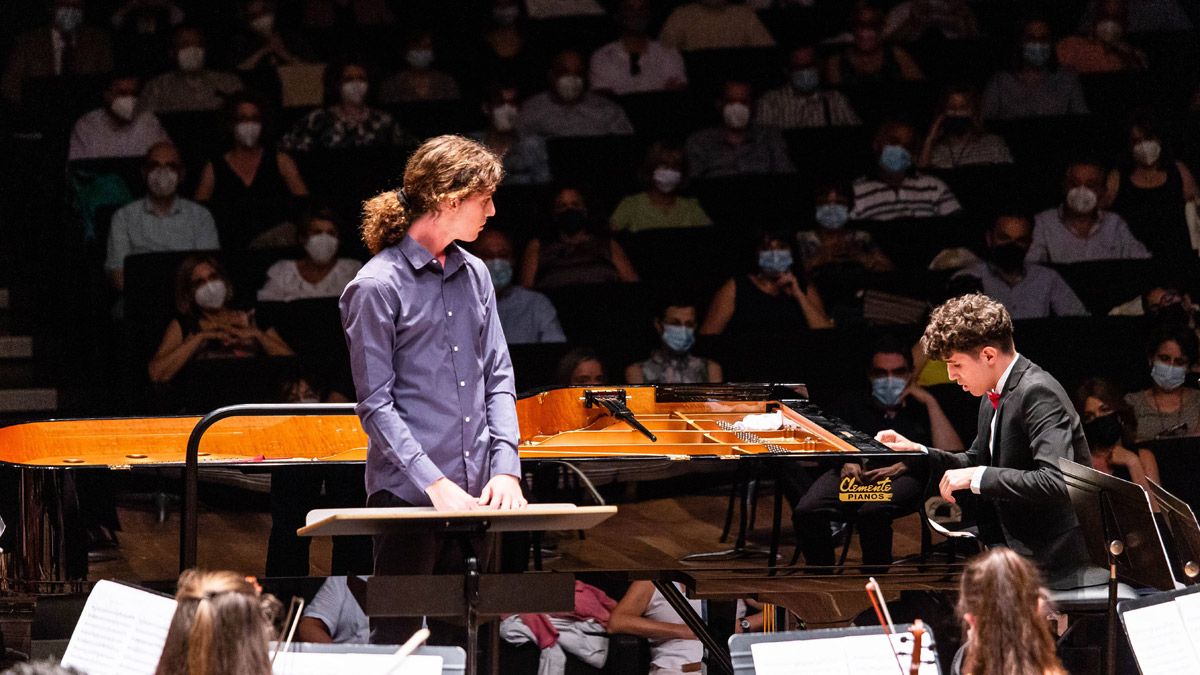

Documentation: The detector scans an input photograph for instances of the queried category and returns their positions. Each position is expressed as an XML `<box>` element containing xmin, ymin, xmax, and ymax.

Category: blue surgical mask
<box><xmin>815</xmin><ymin>203</ymin><xmax>850</xmax><ymax>230</ymax></box>
<box><xmin>879</xmin><ymin>144</ymin><xmax>912</xmax><ymax>173</ymax></box>
<box><xmin>758</xmin><ymin>249</ymin><xmax>793</xmax><ymax>274</ymax></box>
<box><xmin>871</xmin><ymin>376</ymin><xmax>907</xmax><ymax>408</ymax></box>
<box><xmin>1151</xmin><ymin>361</ymin><xmax>1187</xmax><ymax>392</ymax></box>
<box><xmin>485</xmin><ymin>258</ymin><xmax>513</xmax><ymax>289</ymax></box>
<box><xmin>661</xmin><ymin>324</ymin><xmax>695</xmax><ymax>353</ymax></box>
<box><xmin>790</xmin><ymin>67</ymin><xmax>820</xmax><ymax>93</ymax></box>
<box><xmin>1022</xmin><ymin>41</ymin><xmax>1052</xmax><ymax>68</ymax></box>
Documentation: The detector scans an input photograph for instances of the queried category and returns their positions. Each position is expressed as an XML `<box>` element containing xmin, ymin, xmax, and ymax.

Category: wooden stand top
<box><xmin>298</xmin><ymin>503</ymin><xmax>618</xmax><ymax>537</ymax></box>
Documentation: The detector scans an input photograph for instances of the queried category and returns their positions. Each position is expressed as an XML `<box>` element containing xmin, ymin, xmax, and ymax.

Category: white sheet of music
<box><xmin>60</xmin><ymin>580</ymin><xmax>178</xmax><ymax>675</ymax></box>
<box><xmin>271</xmin><ymin>652</ymin><xmax>443</xmax><ymax>674</ymax></box>
<box><xmin>750</xmin><ymin>632</ymin><xmax>937</xmax><ymax>675</ymax></box>
<box><xmin>1174</xmin><ymin>592</ymin><xmax>1200</xmax><ymax>648</ymax></box>
<box><xmin>1122</xmin><ymin>601</ymin><xmax>1200</xmax><ymax>674</ymax></box>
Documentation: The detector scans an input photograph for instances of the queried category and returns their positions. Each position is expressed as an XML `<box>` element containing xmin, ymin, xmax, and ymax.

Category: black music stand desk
<box><xmin>298</xmin><ymin>504</ymin><xmax>617</xmax><ymax>675</ymax></box>
<box><xmin>1148</xmin><ymin>479</ymin><xmax>1200</xmax><ymax>584</ymax></box>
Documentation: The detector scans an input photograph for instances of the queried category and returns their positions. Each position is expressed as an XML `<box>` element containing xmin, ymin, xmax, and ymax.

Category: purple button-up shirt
<box><xmin>340</xmin><ymin>234</ymin><xmax>521</xmax><ymax>504</ymax></box>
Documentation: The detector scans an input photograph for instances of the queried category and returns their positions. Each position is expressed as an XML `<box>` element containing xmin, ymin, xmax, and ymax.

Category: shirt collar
<box><xmin>142</xmin><ymin>196</ymin><xmax>182</xmax><ymax>216</ymax></box>
<box><xmin>995</xmin><ymin>352</ymin><xmax>1020</xmax><ymax>395</ymax></box>
<box><xmin>398</xmin><ymin>234</ymin><xmax>465</xmax><ymax>276</ymax></box>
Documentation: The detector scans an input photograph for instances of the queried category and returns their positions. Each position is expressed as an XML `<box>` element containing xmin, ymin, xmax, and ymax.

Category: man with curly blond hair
<box><xmin>876</xmin><ymin>293</ymin><xmax>1091</xmax><ymax>586</ymax></box>
<box><xmin>339</xmin><ymin>135</ymin><xmax>527</xmax><ymax>644</ymax></box>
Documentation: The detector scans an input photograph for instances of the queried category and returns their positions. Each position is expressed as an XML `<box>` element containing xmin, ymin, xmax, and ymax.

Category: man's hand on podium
<box><xmin>426</xmin><ymin>478</ymin><xmax>481</xmax><ymax>511</ymax></box>
<box><xmin>479</xmin><ymin>474</ymin><xmax>528</xmax><ymax>510</ymax></box>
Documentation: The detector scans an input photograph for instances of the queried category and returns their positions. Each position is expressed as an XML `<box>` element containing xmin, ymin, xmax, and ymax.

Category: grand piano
<box><xmin>0</xmin><ymin>384</ymin><xmax>923</xmax><ymax>592</ymax></box>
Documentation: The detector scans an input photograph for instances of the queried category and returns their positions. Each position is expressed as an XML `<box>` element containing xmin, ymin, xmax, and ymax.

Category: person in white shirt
<box><xmin>296</xmin><ymin>576</ymin><xmax>369</xmax><ymax>644</ymax></box>
<box><xmin>608</xmin><ymin>581</ymin><xmax>702</xmax><ymax>675</ymax></box>
<box><xmin>68</xmin><ymin>73</ymin><xmax>171</xmax><ymax>160</ymax></box>
<box><xmin>1027</xmin><ymin>161</ymin><xmax>1150</xmax><ymax>264</ymax></box>
<box><xmin>590</xmin><ymin>0</ymin><xmax>686</xmax><ymax>96</ymax></box>
<box><xmin>257</xmin><ymin>206</ymin><xmax>362</xmax><ymax>302</ymax></box>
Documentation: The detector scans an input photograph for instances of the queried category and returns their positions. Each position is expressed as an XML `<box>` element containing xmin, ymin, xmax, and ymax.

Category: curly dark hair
<box><xmin>921</xmin><ymin>293</ymin><xmax>1014</xmax><ymax>360</ymax></box>
<box><xmin>360</xmin><ymin>135</ymin><xmax>504</xmax><ymax>254</ymax></box>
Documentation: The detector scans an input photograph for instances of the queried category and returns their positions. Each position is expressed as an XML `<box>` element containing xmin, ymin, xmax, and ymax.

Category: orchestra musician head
<box><xmin>155</xmin><ymin>569</ymin><xmax>281</xmax><ymax>675</ymax></box>
<box><xmin>360</xmin><ymin>135</ymin><xmax>504</xmax><ymax>254</ymax></box>
<box><xmin>957</xmin><ymin>547</ymin><xmax>1066</xmax><ymax>675</ymax></box>
<box><xmin>920</xmin><ymin>293</ymin><xmax>1016</xmax><ymax>398</ymax></box>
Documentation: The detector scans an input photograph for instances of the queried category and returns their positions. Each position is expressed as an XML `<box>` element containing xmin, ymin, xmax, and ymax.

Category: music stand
<box><xmin>275</xmin><ymin>643</ymin><xmax>467</xmax><ymax>674</ymax></box>
<box><xmin>298</xmin><ymin>504</ymin><xmax>617</xmax><ymax>675</ymax></box>
<box><xmin>1147</xmin><ymin>480</ymin><xmax>1200</xmax><ymax>585</ymax></box>
<box><xmin>728</xmin><ymin>624</ymin><xmax>941</xmax><ymax>674</ymax></box>
<box><xmin>1058</xmin><ymin>458</ymin><xmax>1176</xmax><ymax>675</ymax></box>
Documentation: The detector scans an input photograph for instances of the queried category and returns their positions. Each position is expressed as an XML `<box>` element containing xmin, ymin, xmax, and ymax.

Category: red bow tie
<box><xmin>987</xmin><ymin>391</ymin><xmax>1001</xmax><ymax>409</ymax></box>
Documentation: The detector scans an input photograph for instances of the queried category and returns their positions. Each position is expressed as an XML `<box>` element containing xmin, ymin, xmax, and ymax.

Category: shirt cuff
<box><xmin>970</xmin><ymin>466</ymin><xmax>986</xmax><ymax>494</ymax></box>
<box><xmin>407</xmin><ymin>453</ymin><xmax>446</xmax><ymax>494</ymax></box>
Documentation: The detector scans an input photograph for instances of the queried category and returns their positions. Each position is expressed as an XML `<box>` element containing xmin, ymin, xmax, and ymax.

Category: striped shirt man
<box><xmin>755</xmin><ymin>87</ymin><xmax>861</xmax><ymax>129</ymax></box>
<box><xmin>850</xmin><ymin>173</ymin><xmax>962</xmax><ymax>221</ymax></box>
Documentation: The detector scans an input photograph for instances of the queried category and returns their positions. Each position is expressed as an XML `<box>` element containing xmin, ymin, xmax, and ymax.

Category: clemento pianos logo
<box><xmin>839</xmin><ymin>477</ymin><xmax>894</xmax><ymax>502</ymax></box>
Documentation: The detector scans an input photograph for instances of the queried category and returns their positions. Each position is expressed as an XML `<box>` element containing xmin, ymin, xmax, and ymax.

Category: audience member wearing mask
<box><xmin>558</xmin><ymin>348</ymin><xmax>606</xmax><ymax>385</ymax></box>
<box><xmin>797</xmin><ymin>183</ymin><xmax>893</xmax><ymax>273</ymax></box>
<box><xmin>110</xmin><ymin>0</ymin><xmax>185</xmax><ymax>76</ymax></box>
<box><xmin>520</xmin><ymin>187</ymin><xmax>639</xmax><ymax>288</ymax></box>
<box><xmin>917</xmin><ymin>85</ymin><xmax>1013</xmax><ymax>169</ymax></box>
<box><xmin>1110</xmin><ymin>283</ymin><xmax>1198</xmax><ymax>318</ymax></box>
<box><xmin>473</xmin><ymin>229</ymin><xmax>565</xmax><ymax>344</ymax></box>
<box><xmin>266</xmin><ymin>373</ymin><xmax>369</xmax><ymax>579</ymax></box>
<box><xmin>470</xmin><ymin>83</ymin><xmax>551</xmax><ymax>185</ymax></box>
<box><xmin>257</xmin><ymin>206</ymin><xmax>362</xmax><ymax>302</ymax></box>
<box><xmin>106</xmin><ymin>142</ymin><xmax>219</xmax><ymax>291</ymax></box>
<box><xmin>850</xmin><ymin>121</ymin><xmax>961</xmax><ymax>221</ymax></box>
<box><xmin>302</xmin><ymin>0</ymin><xmax>394</xmax><ymax>28</ymax></box>
<box><xmin>1027</xmin><ymin>161</ymin><xmax>1148</xmax><ymax>263</ymax></box>
<box><xmin>281</xmin><ymin>61</ymin><xmax>409</xmax><ymax>151</ymax></box>
<box><xmin>685</xmin><ymin>80</ymin><xmax>795</xmax><ymax>179</ymax></box>
<box><xmin>1125</xmin><ymin>327</ymin><xmax>1200</xmax><ymax>441</ymax></box>
<box><xmin>882</xmin><ymin>0</ymin><xmax>979</xmax><ymax>43</ymax></box>
<box><xmin>1105</xmin><ymin>110</ymin><xmax>1198</xmax><ymax>264</ymax></box>
<box><xmin>296</xmin><ymin>576</ymin><xmax>370</xmax><ymax>644</ymax></box>
<box><xmin>608</xmin><ymin>581</ymin><xmax>702</xmax><ymax>675</ymax></box>
<box><xmin>826</xmin><ymin>5</ymin><xmax>923</xmax><ymax>87</ymax></box>
<box><xmin>148</xmin><ymin>254</ymin><xmax>293</xmax><ymax>384</ymax></box>
<box><xmin>1057</xmin><ymin>0</ymin><xmax>1147</xmax><ymax>73</ymax></box>
<box><xmin>68</xmin><ymin>73</ymin><xmax>170</xmax><ymax>160</ymax></box>
<box><xmin>195</xmin><ymin>92</ymin><xmax>309</xmax><ymax>250</ymax></box>
<box><xmin>590</xmin><ymin>0</ymin><xmax>687</xmax><ymax>95</ymax></box>
<box><xmin>956</xmin><ymin>214</ymin><xmax>1087</xmax><ymax>319</ymax></box>
<box><xmin>517</xmin><ymin>50</ymin><xmax>634</xmax><ymax>138</ymax></box>
<box><xmin>610</xmin><ymin>142</ymin><xmax>712</xmax><ymax>233</ymax></box>
<box><xmin>1078</xmin><ymin>0</ymin><xmax>1192</xmax><ymax>34</ymax></box>
<box><xmin>658</xmin><ymin>0</ymin><xmax>775</xmax><ymax>52</ymax></box>
<box><xmin>480</xmin><ymin>0</ymin><xmax>540</xmax><ymax>93</ymax></box>
<box><xmin>1075</xmin><ymin>377</ymin><xmax>1160</xmax><ymax>491</ymax></box>
<box><xmin>233</xmin><ymin>0</ymin><xmax>307</xmax><ymax>74</ymax></box>
<box><xmin>756</xmin><ymin>45</ymin><xmax>861</xmax><ymax>129</ymax></box>
<box><xmin>2</xmin><ymin>0</ymin><xmax>113</xmax><ymax>105</ymax></box>
<box><xmin>700</xmin><ymin>232</ymin><xmax>833</xmax><ymax>335</ymax></box>
<box><xmin>141</xmin><ymin>25</ymin><xmax>244</xmax><ymax>113</ymax></box>
<box><xmin>793</xmin><ymin>336</ymin><xmax>962</xmax><ymax>571</ymax></box>
<box><xmin>378</xmin><ymin>30</ymin><xmax>462</xmax><ymax>103</ymax></box>
<box><xmin>982</xmin><ymin>18</ymin><xmax>1089</xmax><ymax>119</ymax></box>
<box><xmin>626</xmin><ymin>300</ymin><xmax>722</xmax><ymax>384</ymax></box>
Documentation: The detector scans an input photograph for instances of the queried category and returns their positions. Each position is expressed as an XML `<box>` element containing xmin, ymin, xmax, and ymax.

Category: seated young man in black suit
<box><xmin>877</xmin><ymin>293</ymin><xmax>1092</xmax><ymax>587</ymax></box>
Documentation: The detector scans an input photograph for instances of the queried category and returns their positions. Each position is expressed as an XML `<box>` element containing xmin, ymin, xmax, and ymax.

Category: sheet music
<box><xmin>1122</xmin><ymin>601</ymin><xmax>1200</xmax><ymax>674</ymax></box>
<box><xmin>272</xmin><ymin>652</ymin><xmax>443</xmax><ymax>675</ymax></box>
<box><xmin>60</xmin><ymin>580</ymin><xmax>178</xmax><ymax>675</ymax></box>
<box><xmin>1173</xmin><ymin>592</ymin><xmax>1200</xmax><ymax>654</ymax></box>
<box><xmin>750</xmin><ymin>632</ymin><xmax>937</xmax><ymax>675</ymax></box>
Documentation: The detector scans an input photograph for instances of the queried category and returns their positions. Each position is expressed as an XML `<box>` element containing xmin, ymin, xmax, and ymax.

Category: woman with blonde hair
<box><xmin>343</xmin><ymin>134</ymin><xmax>527</xmax><ymax>645</ymax></box>
<box><xmin>955</xmin><ymin>548</ymin><xmax>1066</xmax><ymax>675</ymax></box>
<box><xmin>154</xmin><ymin>569</ymin><xmax>281</xmax><ymax>675</ymax></box>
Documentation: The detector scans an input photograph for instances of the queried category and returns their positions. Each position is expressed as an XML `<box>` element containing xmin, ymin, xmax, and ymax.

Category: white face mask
<box><xmin>1066</xmin><ymin>185</ymin><xmax>1099</xmax><ymax>214</ymax></box>
<box><xmin>194</xmin><ymin>279</ymin><xmax>227</xmax><ymax>310</ymax></box>
<box><xmin>652</xmin><ymin>167</ymin><xmax>682</xmax><ymax>193</ymax></box>
<box><xmin>554</xmin><ymin>75</ymin><xmax>585</xmax><ymax>102</ymax></box>
<box><xmin>146</xmin><ymin>167</ymin><xmax>179</xmax><ymax>198</ymax></box>
<box><xmin>177</xmin><ymin>46</ymin><xmax>205</xmax><ymax>72</ymax></box>
<box><xmin>491</xmin><ymin>103</ymin><xmax>519</xmax><ymax>132</ymax></box>
<box><xmin>54</xmin><ymin>5</ymin><xmax>83</xmax><ymax>33</ymax></box>
<box><xmin>110</xmin><ymin>95</ymin><xmax>138</xmax><ymax>122</ymax></box>
<box><xmin>340</xmin><ymin>80</ymin><xmax>368</xmax><ymax>105</ymax></box>
<box><xmin>1133</xmin><ymin>139</ymin><xmax>1162</xmax><ymax>167</ymax></box>
<box><xmin>304</xmin><ymin>233</ymin><xmax>339</xmax><ymax>264</ymax></box>
<box><xmin>234</xmin><ymin>121</ymin><xmax>262</xmax><ymax>147</ymax></box>
<box><xmin>722</xmin><ymin>102</ymin><xmax>751</xmax><ymax>130</ymax></box>
<box><xmin>249</xmin><ymin>13</ymin><xmax>275</xmax><ymax>35</ymax></box>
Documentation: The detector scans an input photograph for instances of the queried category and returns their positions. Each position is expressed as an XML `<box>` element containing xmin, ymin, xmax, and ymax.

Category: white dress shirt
<box><xmin>971</xmin><ymin>353</ymin><xmax>1021</xmax><ymax>493</ymax></box>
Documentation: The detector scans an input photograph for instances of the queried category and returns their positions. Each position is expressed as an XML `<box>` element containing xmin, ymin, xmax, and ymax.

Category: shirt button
<box><xmin>453</xmin><ymin>346</ymin><xmax>459</xmax><ymax>352</ymax></box>
<box><xmin>464</xmin><ymin>416</ymin><xmax>471</xmax><ymax>423</ymax></box>
<box><xmin>459</xmin><ymin>380</ymin><xmax>466</xmax><ymax>387</ymax></box>
<box><xmin>447</xmin><ymin>311</ymin><xmax>453</xmax><ymax>317</ymax></box>
<box><xmin>465</xmin><ymin>452</ymin><xmax>471</xmax><ymax>458</ymax></box>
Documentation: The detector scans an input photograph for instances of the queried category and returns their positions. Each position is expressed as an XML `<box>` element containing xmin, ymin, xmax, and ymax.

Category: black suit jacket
<box><xmin>928</xmin><ymin>355</ymin><xmax>1092</xmax><ymax>586</ymax></box>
